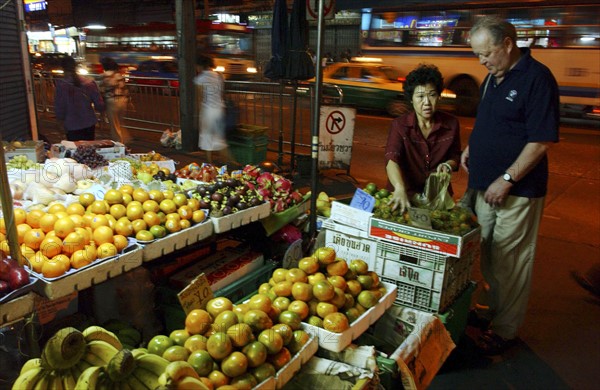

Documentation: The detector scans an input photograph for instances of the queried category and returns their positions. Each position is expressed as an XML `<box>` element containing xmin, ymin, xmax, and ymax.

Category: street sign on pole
<box><xmin>318</xmin><ymin>105</ymin><xmax>356</xmax><ymax>171</ymax></box>
<box><xmin>306</xmin><ymin>0</ymin><xmax>335</xmax><ymax>21</ymax></box>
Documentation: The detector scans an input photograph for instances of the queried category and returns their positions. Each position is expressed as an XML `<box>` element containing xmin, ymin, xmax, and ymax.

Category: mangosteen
<box><xmin>226</xmin><ymin>178</ymin><xmax>239</xmax><ymax>188</ymax></box>
<box><xmin>206</xmin><ymin>184</ymin><xmax>217</xmax><ymax>193</ymax></box>
<box><xmin>222</xmin><ymin>206</ymin><xmax>233</xmax><ymax>215</ymax></box>
<box><xmin>228</xmin><ymin>194</ymin><xmax>241</xmax><ymax>206</ymax></box>
<box><xmin>211</xmin><ymin>192</ymin><xmax>224</xmax><ymax>202</ymax></box>
<box><xmin>236</xmin><ymin>201</ymin><xmax>248</xmax><ymax>210</ymax></box>
<box><xmin>199</xmin><ymin>199</ymin><xmax>210</xmax><ymax>209</ymax></box>
<box><xmin>250</xmin><ymin>197</ymin><xmax>262</xmax><ymax>207</ymax></box>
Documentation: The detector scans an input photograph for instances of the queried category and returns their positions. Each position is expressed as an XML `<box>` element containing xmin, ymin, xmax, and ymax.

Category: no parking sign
<box><xmin>318</xmin><ymin>105</ymin><xmax>356</xmax><ymax>170</ymax></box>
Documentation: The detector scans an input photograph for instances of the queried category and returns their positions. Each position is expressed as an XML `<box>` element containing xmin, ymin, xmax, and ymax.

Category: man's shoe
<box><xmin>476</xmin><ymin>330</ymin><xmax>517</xmax><ymax>356</ymax></box>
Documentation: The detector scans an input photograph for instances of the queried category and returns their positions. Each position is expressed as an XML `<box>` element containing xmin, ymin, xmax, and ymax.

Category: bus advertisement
<box><xmin>83</xmin><ymin>19</ymin><xmax>258</xmax><ymax>80</ymax></box>
<box><xmin>360</xmin><ymin>1</ymin><xmax>600</xmax><ymax>120</ymax></box>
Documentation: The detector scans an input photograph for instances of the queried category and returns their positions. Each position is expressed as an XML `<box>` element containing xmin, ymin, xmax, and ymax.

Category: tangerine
<box><xmin>53</xmin><ymin>217</ymin><xmax>76</xmax><ymax>239</ymax></box>
<box><xmin>42</xmin><ymin>258</ymin><xmax>67</xmax><ymax>278</ymax></box>
<box><xmin>38</xmin><ymin>213</ymin><xmax>59</xmax><ymax>233</ymax></box>
<box><xmin>52</xmin><ymin>254</ymin><xmax>71</xmax><ymax>272</ymax></box>
<box><xmin>113</xmin><ymin>235</ymin><xmax>128</xmax><ymax>252</ymax></box>
<box><xmin>66</xmin><ymin>203</ymin><xmax>86</xmax><ymax>216</ymax></box>
<box><xmin>68</xmin><ymin>214</ymin><xmax>85</xmax><ymax>228</ymax></box>
<box><xmin>20</xmin><ymin>244</ymin><xmax>35</xmax><ymax>260</ymax></box>
<box><xmin>16</xmin><ymin>223</ymin><xmax>33</xmax><ymax>245</ymax></box>
<box><xmin>103</xmin><ymin>189</ymin><xmax>124</xmax><ymax>205</ymax></box>
<box><xmin>93</xmin><ymin>226</ymin><xmax>114</xmax><ymax>246</ymax></box>
<box><xmin>62</xmin><ymin>231</ymin><xmax>86</xmax><ymax>256</ymax></box>
<box><xmin>78</xmin><ymin>193</ymin><xmax>95</xmax><ymax>208</ymax></box>
<box><xmin>97</xmin><ymin>243</ymin><xmax>118</xmax><ymax>259</ymax></box>
<box><xmin>26</xmin><ymin>209</ymin><xmax>46</xmax><ymax>228</ymax></box>
<box><xmin>47</xmin><ymin>203</ymin><xmax>67</xmax><ymax>214</ymax></box>
<box><xmin>40</xmin><ymin>235</ymin><xmax>63</xmax><ymax>258</ymax></box>
<box><xmin>90</xmin><ymin>200</ymin><xmax>109</xmax><ymax>215</ymax></box>
<box><xmin>114</xmin><ymin>220</ymin><xmax>134</xmax><ymax>237</ymax></box>
<box><xmin>185</xmin><ymin>309</ymin><xmax>213</xmax><ymax>335</ymax></box>
<box><xmin>109</xmin><ymin>204</ymin><xmax>127</xmax><ymax>220</ymax></box>
<box><xmin>24</xmin><ymin>229</ymin><xmax>45</xmax><ymax>250</ymax></box>
<box><xmin>29</xmin><ymin>251</ymin><xmax>49</xmax><ymax>273</ymax></box>
<box><xmin>14</xmin><ymin>208</ymin><xmax>27</xmax><ymax>225</ymax></box>
<box><xmin>71</xmin><ymin>249</ymin><xmax>92</xmax><ymax>269</ymax></box>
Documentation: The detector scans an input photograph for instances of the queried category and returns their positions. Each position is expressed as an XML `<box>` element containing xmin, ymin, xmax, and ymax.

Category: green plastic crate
<box><xmin>229</xmin><ymin>135</ymin><xmax>268</xmax><ymax>165</ymax></box>
<box><xmin>435</xmin><ymin>281</ymin><xmax>476</xmax><ymax>343</ymax></box>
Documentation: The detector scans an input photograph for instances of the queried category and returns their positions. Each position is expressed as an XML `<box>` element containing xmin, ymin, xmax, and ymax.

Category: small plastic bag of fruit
<box><xmin>411</xmin><ymin>166</ymin><xmax>455</xmax><ymax>211</ymax></box>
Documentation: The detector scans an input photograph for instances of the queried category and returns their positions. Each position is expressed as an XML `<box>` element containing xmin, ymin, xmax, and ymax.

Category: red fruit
<box><xmin>8</xmin><ymin>267</ymin><xmax>30</xmax><ymax>290</ymax></box>
<box><xmin>0</xmin><ymin>258</ymin><xmax>19</xmax><ymax>282</ymax></box>
<box><xmin>0</xmin><ymin>280</ymin><xmax>10</xmax><ymax>295</ymax></box>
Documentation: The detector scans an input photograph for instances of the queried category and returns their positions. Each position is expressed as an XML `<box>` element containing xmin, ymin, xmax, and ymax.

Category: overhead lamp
<box><xmin>85</xmin><ymin>24</ymin><xmax>106</xmax><ymax>30</ymax></box>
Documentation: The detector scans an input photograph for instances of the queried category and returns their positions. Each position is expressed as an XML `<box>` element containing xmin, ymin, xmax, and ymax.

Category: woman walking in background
<box><xmin>54</xmin><ymin>56</ymin><xmax>105</xmax><ymax>141</ymax></box>
<box><xmin>100</xmin><ymin>57</ymin><xmax>130</xmax><ymax>144</ymax></box>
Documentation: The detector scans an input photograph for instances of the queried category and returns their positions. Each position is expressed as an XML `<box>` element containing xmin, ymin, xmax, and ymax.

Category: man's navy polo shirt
<box><xmin>468</xmin><ymin>48</ymin><xmax>560</xmax><ymax>198</ymax></box>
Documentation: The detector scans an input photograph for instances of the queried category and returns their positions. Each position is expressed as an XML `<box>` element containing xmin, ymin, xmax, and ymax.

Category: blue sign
<box><xmin>25</xmin><ymin>1</ymin><xmax>47</xmax><ymax>12</ymax></box>
<box><xmin>350</xmin><ymin>188</ymin><xmax>376</xmax><ymax>212</ymax></box>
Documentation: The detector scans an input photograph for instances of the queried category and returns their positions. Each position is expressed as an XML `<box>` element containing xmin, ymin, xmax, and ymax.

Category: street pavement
<box><xmin>38</xmin><ymin>117</ymin><xmax>600</xmax><ymax>389</ymax></box>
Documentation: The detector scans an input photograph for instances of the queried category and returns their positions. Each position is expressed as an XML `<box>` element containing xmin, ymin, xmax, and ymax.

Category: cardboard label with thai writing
<box><xmin>178</xmin><ymin>274</ymin><xmax>213</xmax><ymax>315</ymax></box>
<box><xmin>35</xmin><ymin>292</ymin><xmax>78</xmax><ymax>325</ymax></box>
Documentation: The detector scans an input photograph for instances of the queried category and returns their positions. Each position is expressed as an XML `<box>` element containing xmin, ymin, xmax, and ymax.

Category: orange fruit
<box><xmin>148</xmin><ymin>190</ymin><xmax>165</xmax><ymax>203</ymax></box>
<box><xmin>54</xmin><ymin>211</ymin><xmax>70</xmax><ymax>221</ymax></box>
<box><xmin>66</xmin><ymin>203</ymin><xmax>86</xmax><ymax>216</ymax></box>
<box><xmin>24</xmin><ymin>229</ymin><xmax>45</xmax><ymax>250</ymax></box>
<box><xmin>143</xmin><ymin>212</ymin><xmax>161</xmax><ymax>227</ymax></box>
<box><xmin>16</xmin><ymin>224</ymin><xmax>33</xmax><ymax>245</ymax></box>
<box><xmin>69</xmin><ymin>214</ymin><xmax>85</xmax><ymax>228</ymax></box>
<box><xmin>26</xmin><ymin>209</ymin><xmax>46</xmax><ymax>228</ymax></box>
<box><xmin>185</xmin><ymin>309</ymin><xmax>213</xmax><ymax>335</ymax></box>
<box><xmin>177</xmin><ymin>205</ymin><xmax>193</xmax><ymax>221</ymax></box>
<box><xmin>14</xmin><ymin>208</ymin><xmax>27</xmax><ymax>225</ymax></box>
<box><xmin>113</xmin><ymin>235</ymin><xmax>128</xmax><ymax>252</ymax></box>
<box><xmin>74</xmin><ymin>227</ymin><xmax>91</xmax><ymax>245</ymax></box>
<box><xmin>42</xmin><ymin>258</ymin><xmax>67</xmax><ymax>278</ymax></box>
<box><xmin>206</xmin><ymin>332</ymin><xmax>233</xmax><ymax>361</ymax></box>
<box><xmin>39</xmin><ymin>213</ymin><xmax>59</xmax><ymax>233</ymax></box>
<box><xmin>79</xmin><ymin>193</ymin><xmax>96</xmax><ymax>208</ymax></box>
<box><xmin>131</xmin><ymin>219</ymin><xmax>148</xmax><ymax>234</ymax></box>
<box><xmin>313</xmin><ymin>280</ymin><xmax>336</xmax><ymax>302</ymax></box>
<box><xmin>132</xmin><ymin>189</ymin><xmax>150</xmax><ymax>203</ymax></box>
<box><xmin>0</xmin><ymin>218</ymin><xmax>5</xmax><ymax>234</ymax></box>
<box><xmin>287</xmin><ymin>300</ymin><xmax>310</xmax><ymax>320</ymax></box>
<box><xmin>208</xmin><ymin>370</ymin><xmax>229</xmax><ymax>389</ymax></box>
<box><xmin>71</xmin><ymin>249</ymin><xmax>92</xmax><ymax>269</ymax></box>
<box><xmin>114</xmin><ymin>220</ymin><xmax>134</xmax><ymax>237</ymax></box>
<box><xmin>82</xmin><ymin>213</ymin><xmax>95</xmax><ymax>228</ymax></box>
<box><xmin>62</xmin><ymin>231</ymin><xmax>86</xmax><ymax>256</ymax></box>
<box><xmin>103</xmin><ymin>189</ymin><xmax>124</xmax><ymax>205</ymax></box>
<box><xmin>29</xmin><ymin>251</ymin><xmax>49</xmax><ymax>273</ymax></box>
<box><xmin>52</xmin><ymin>254</ymin><xmax>71</xmax><ymax>272</ymax></box>
<box><xmin>84</xmin><ymin>243</ymin><xmax>98</xmax><ymax>262</ymax></box>
<box><xmin>90</xmin><ymin>200</ymin><xmax>109</xmax><ymax>215</ymax></box>
<box><xmin>47</xmin><ymin>203</ymin><xmax>67</xmax><ymax>214</ymax></box>
<box><xmin>20</xmin><ymin>244</ymin><xmax>35</xmax><ymax>260</ymax></box>
<box><xmin>126</xmin><ymin>204</ymin><xmax>144</xmax><ymax>221</ymax></box>
<box><xmin>105</xmin><ymin>215</ymin><xmax>117</xmax><ymax>230</ymax></box>
<box><xmin>118</xmin><ymin>184</ymin><xmax>134</xmax><ymax>195</ymax></box>
<box><xmin>54</xmin><ymin>217</ymin><xmax>76</xmax><ymax>239</ymax></box>
<box><xmin>97</xmin><ymin>242</ymin><xmax>118</xmax><ymax>259</ymax></box>
<box><xmin>40</xmin><ymin>235</ymin><xmax>63</xmax><ymax>258</ymax></box>
<box><xmin>0</xmin><ymin>240</ymin><xmax>10</xmax><ymax>255</ymax></box>
<box><xmin>322</xmin><ymin>312</ymin><xmax>350</xmax><ymax>333</ymax></box>
<box><xmin>286</xmin><ymin>268</ymin><xmax>308</xmax><ymax>284</ymax></box>
<box><xmin>179</xmin><ymin>219</ymin><xmax>191</xmax><ymax>230</ymax></box>
<box><xmin>109</xmin><ymin>204</ymin><xmax>127</xmax><ymax>220</ymax></box>
<box><xmin>142</xmin><ymin>200</ymin><xmax>160</xmax><ymax>213</ymax></box>
<box><xmin>93</xmin><ymin>226</ymin><xmax>114</xmax><ymax>246</ymax></box>
<box><xmin>122</xmin><ymin>193</ymin><xmax>133</xmax><ymax>205</ymax></box>
<box><xmin>89</xmin><ymin>215</ymin><xmax>109</xmax><ymax>230</ymax></box>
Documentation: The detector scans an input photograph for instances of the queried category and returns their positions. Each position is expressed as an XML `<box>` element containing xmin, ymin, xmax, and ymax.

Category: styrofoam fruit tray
<box><xmin>0</xmin><ymin>275</ymin><xmax>38</xmax><ymax>304</ymax></box>
<box><xmin>300</xmin><ymin>281</ymin><xmax>398</xmax><ymax>353</ymax></box>
<box><xmin>254</xmin><ymin>332</ymin><xmax>319</xmax><ymax>390</ymax></box>
<box><xmin>140</xmin><ymin>219</ymin><xmax>213</xmax><ymax>262</ymax></box>
<box><xmin>33</xmin><ymin>243</ymin><xmax>143</xmax><ymax>300</ymax></box>
<box><xmin>28</xmin><ymin>238</ymin><xmax>137</xmax><ymax>283</ymax></box>
<box><xmin>211</xmin><ymin>201</ymin><xmax>271</xmax><ymax>234</ymax></box>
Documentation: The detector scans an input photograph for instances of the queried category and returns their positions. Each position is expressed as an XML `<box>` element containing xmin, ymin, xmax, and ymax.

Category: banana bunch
<box><xmin>157</xmin><ymin>361</ymin><xmax>210</xmax><ymax>390</ymax></box>
<box><xmin>12</xmin><ymin>327</ymin><xmax>86</xmax><ymax>389</ymax></box>
<box><xmin>102</xmin><ymin>319</ymin><xmax>143</xmax><ymax>349</ymax></box>
<box><xmin>316</xmin><ymin>191</ymin><xmax>335</xmax><ymax>218</ymax></box>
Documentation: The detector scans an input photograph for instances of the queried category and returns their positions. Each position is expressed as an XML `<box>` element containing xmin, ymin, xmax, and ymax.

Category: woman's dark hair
<box><xmin>61</xmin><ymin>56</ymin><xmax>81</xmax><ymax>87</ymax></box>
<box><xmin>101</xmin><ymin>57</ymin><xmax>119</xmax><ymax>72</ymax></box>
<box><xmin>404</xmin><ymin>64</ymin><xmax>444</xmax><ymax>103</ymax></box>
<box><xmin>196</xmin><ymin>54</ymin><xmax>215</xmax><ymax>69</ymax></box>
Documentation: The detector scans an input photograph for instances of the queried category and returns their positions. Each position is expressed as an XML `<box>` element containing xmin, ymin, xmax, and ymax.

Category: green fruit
<box><xmin>364</xmin><ymin>183</ymin><xmax>378</xmax><ymax>195</ymax></box>
<box><xmin>149</xmin><ymin>225</ymin><xmax>167</xmax><ymax>239</ymax></box>
<box><xmin>147</xmin><ymin>335</ymin><xmax>174</xmax><ymax>356</ymax></box>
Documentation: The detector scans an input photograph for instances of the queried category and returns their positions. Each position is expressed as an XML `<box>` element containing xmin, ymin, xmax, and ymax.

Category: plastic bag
<box><xmin>411</xmin><ymin>166</ymin><xmax>455</xmax><ymax>210</ymax></box>
<box><xmin>160</xmin><ymin>128</ymin><xmax>182</xmax><ymax>149</ymax></box>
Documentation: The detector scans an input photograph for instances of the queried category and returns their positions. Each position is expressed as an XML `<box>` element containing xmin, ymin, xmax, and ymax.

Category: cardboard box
<box><xmin>330</xmin><ymin>200</ymin><xmax>372</xmax><ymax>232</ymax></box>
<box><xmin>369</xmin><ymin>217</ymin><xmax>481</xmax><ymax>257</ymax></box>
<box><xmin>168</xmin><ymin>247</ymin><xmax>263</xmax><ymax>290</ymax></box>
<box><xmin>58</xmin><ymin>139</ymin><xmax>126</xmax><ymax>160</ymax></box>
<box><xmin>3</xmin><ymin>140</ymin><xmax>46</xmax><ymax>163</ymax></box>
<box><xmin>322</xmin><ymin>219</ymin><xmax>378</xmax><ymax>271</ymax></box>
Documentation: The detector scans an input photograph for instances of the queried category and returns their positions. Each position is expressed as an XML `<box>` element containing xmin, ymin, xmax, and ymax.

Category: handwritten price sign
<box><xmin>178</xmin><ymin>274</ymin><xmax>213</xmax><ymax>314</ymax></box>
<box><xmin>408</xmin><ymin>207</ymin><xmax>432</xmax><ymax>229</ymax></box>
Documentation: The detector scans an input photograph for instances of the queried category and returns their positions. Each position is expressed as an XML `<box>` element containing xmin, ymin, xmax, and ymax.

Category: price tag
<box><xmin>350</xmin><ymin>188</ymin><xmax>375</xmax><ymax>212</ymax></box>
<box><xmin>87</xmin><ymin>184</ymin><xmax>107</xmax><ymax>200</ymax></box>
<box><xmin>177</xmin><ymin>274</ymin><xmax>214</xmax><ymax>315</ymax></box>
<box><xmin>408</xmin><ymin>207</ymin><xmax>432</xmax><ymax>229</ymax></box>
<box><xmin>282</xmin><ymin>239</ymin><xmax>303</xmax><ymax>268</ymax></box>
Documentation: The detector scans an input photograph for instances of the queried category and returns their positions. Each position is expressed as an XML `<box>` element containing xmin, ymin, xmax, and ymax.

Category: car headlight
<box><xmin>246</xmin><ymin>67</ymin><xmax>257</xmax><ymax>74</ymax></box>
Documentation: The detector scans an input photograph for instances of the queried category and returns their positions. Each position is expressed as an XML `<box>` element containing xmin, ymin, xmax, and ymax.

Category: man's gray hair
<box><xmin>470</xmin><ymin>16</ymin><xmax>517</xmax><ymax>46</ymax></box>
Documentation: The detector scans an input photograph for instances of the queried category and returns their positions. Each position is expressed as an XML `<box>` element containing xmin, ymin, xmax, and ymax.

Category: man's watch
<box><xmin>503</xmin><ymin>172</ymin><xmax>516</xmax><ymax>184</ymax></box>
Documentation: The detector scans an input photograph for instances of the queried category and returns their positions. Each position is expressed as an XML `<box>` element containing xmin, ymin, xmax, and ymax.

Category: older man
<box><xmin>460</xmin><ymin>16</ymin><xmax>560</xmax><ymax>355</ymax></box>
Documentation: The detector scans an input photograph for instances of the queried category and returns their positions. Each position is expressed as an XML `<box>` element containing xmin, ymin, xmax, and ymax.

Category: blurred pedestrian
<box><xmin>100</xmin><ymin>57</ymin><xmax>130</xmax><ymax>144</ymax></box>
<box><xmin>385</xmin><ymin>63</ymin><xmax>461</xmax><ymax>212</ymax></box>
<box><xmin>194</xmin><ymin>54</ymin><xmax>233</xmax><ymax>164</ymax></box>
<box><xmin>54</xmin><ymin>56</ymin><xmax>105</xmax><ymax>141</ymax></box>
<box><xmin>460</xmin><ymin>16</ymin><xmax>560</xmax><ymax>355</ymax></box>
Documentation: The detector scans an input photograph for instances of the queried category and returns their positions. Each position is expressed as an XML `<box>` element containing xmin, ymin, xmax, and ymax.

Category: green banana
<box><xmin>157</xmin><ymin>372</ymin><xmax>171</xmax><ymax>386</ymax></box>
<box><xmin>164</xmin><ymin>361</ymin><xmax>200</xmax><ymax>383</ymax></box>
<box><xmin>125</xmin><ymin>373</ymin><xmax>150</xmax><ymax>390</ymax></box>
<box><xmin>12</xmin><ymin>366</ymin><xmax>47</xmax><ymax>390</ymax></box>
<box><xmin>32</xmin><ymin>370</ymin><xmax>50</xmax><ymax>390</ymax></box>
<box><xmin>131</xmin><ymin>348</ymin><xmax>148</xmax><ymax>359</ymax></box>
<box><xmin>83</xmin><ymin>340</ymin><xmax>120</xmax><ymax>367</ymax></box>
<box><xmin>131</xmin><ymin>367</ymin><xmax>161</xmax><ymax>390</ymax></box>
<box><xmin>41</xmin><ymin>328</ymin><xmax>87</xmax><ymax>370</ymax></box>
<box><xmin>74</xmin><ymin>366</ymin><xmax>103</xmax><ymax>390</ymax></box>
<box><xmin>174</xmin><ymin>376</ymin><xmax>209</xmax><ymax>390</ymax></box>
<box><xmin>95</xmin><ymin>371</ymin><xmax>114</xmax><ymax>390</ymax></box>
<box><xmin>107</xmin><ymin>349</ymin><xmax>137</xmax><ymax>382</ymax></box>
<box><xmin>118</xmin><ymin>328</ymin><xmax>142</xmax><ymax>346</ymax></box>
<box><xmin>83</xmin><ymin>326</ymin><xmax>124</xmax><ymax>350</ymax></box>
<box><xmin>45</xmin><ymin>371</ymin><xmax>64</xmax><ymax>390</ymax></box>
<box><xmin>118</xmin><ymin>379</ymin><xmax>135</xmax><ymax>390</ymax></box>
<box><xmin>61</xmin><ymin>369</ymin><xmax>77</xmax><ymax>390</ymax></box>
<box><xmin>135</xmin><ymin>353</ymin><xmax>169</xmax><ymax>376</ymax></box>
<box><xmin>20</xmin><ymin>358</ymin><xmax>43</xmax><ymax>375</ymax></box>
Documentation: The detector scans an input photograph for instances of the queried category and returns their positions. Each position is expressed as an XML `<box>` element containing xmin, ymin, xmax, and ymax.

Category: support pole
<box><xmin>309</xmin><ymin>0</ymin><xmax>325</xmax><ymax>238</ymax></box>
<box><xmin>176</xmin><ymin>0</ymin><xmax>197</xmax><ymax>152</ymax></box>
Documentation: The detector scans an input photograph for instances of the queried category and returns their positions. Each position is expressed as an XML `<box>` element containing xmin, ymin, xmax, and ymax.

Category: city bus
<box><xmin>83</xmin><ymin>19</ymin><xmax>258</xmax><ymax>80</ymax></box>
<box><xmin>360</xmin><ymin>1</ymin><xmax>600</xmax><ymax>119</ymax></box>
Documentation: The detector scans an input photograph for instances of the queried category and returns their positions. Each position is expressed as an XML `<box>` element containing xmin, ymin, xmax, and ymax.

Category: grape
<box><xmin>6</xmin><ymin>155</ymin><xmax>42</xmax><ymax>170</ymax></box>
<box><xmin>71</xmin><ymin>145</ymin><xmax>108</xmax><ymax>169</ymax></box>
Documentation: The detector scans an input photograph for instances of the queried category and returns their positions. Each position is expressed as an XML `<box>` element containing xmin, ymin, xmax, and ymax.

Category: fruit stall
<box><xmin>1</xmin><ymin>139</ymin><xmax>478</xmax><ymax>389</ymax></box>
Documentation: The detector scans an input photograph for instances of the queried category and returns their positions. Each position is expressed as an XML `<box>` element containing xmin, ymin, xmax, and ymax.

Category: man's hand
<box><xmin>484</xmin><ymin>177</ymin><xmax>513</xmax><ymax>206</ymax></box>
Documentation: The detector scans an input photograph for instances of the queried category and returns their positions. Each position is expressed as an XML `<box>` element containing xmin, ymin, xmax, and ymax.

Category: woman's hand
<box><xmin>388</xmin><ymin>189</ymin><xmax>410</xmax><ymax>212</ymax></box>
<box><xmin>460</xmin><ymin>146</ymin><xmax>470</xmax><ymax>173</ymax></box>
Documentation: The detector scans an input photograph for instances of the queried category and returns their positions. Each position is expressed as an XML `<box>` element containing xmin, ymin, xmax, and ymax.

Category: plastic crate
<box><xmin>229</xmin><ymin>135</ymin><xmax>268</xmax><ymax>165</ymax></box>
<box><xmin>375</xmin><ymin>240</ymin><xmax>478</xmax><ymax>313</ymax></box>
<box><xmin>436</xmin><ymin>281</ymin><xmax>477</xmax><ymax>343</ymax></box>
<box><xmin>236</xmin><ymin>124</ymin><xmax>268</xmax><ymax>137</ymax></box>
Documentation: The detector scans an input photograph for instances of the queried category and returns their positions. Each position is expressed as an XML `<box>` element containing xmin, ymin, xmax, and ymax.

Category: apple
<box><xmin>314</xmin><ymin>247</ymin><xmax>336</xmax><ymax>266</ymax></box>
<box><xmin>0</xmin><ymin>280</ymin><xmax>10</xmax><ymax>295</ymax></box>
<box><xmin>0</xmin><ymin>258</ymin><xmax>19</xmax><ymax>282</ymax></box>
<box><xmin>8</xmin><ymin>267</ymin><xmax>30</xmax><ymax>290</ymax></box>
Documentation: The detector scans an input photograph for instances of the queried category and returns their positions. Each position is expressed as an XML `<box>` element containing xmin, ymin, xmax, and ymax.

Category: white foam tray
<box><xmin>300</xmin><ymin>281</ymin><xmax>398</xmax><ymax>353</ymax></box>
<box><xmin>140</xmin><ymin>219</ymin><xmax>213</xmax><ymax>262</ymax></box>
<box><xmin>0</xmin><ymin>292</ymin><xmax>36</xmax><ymax>326</ymax></box>
<box><xmin>211</xmin><ymin>202</ymin><xmax>271</xmax><ymax>234</ymax></box>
